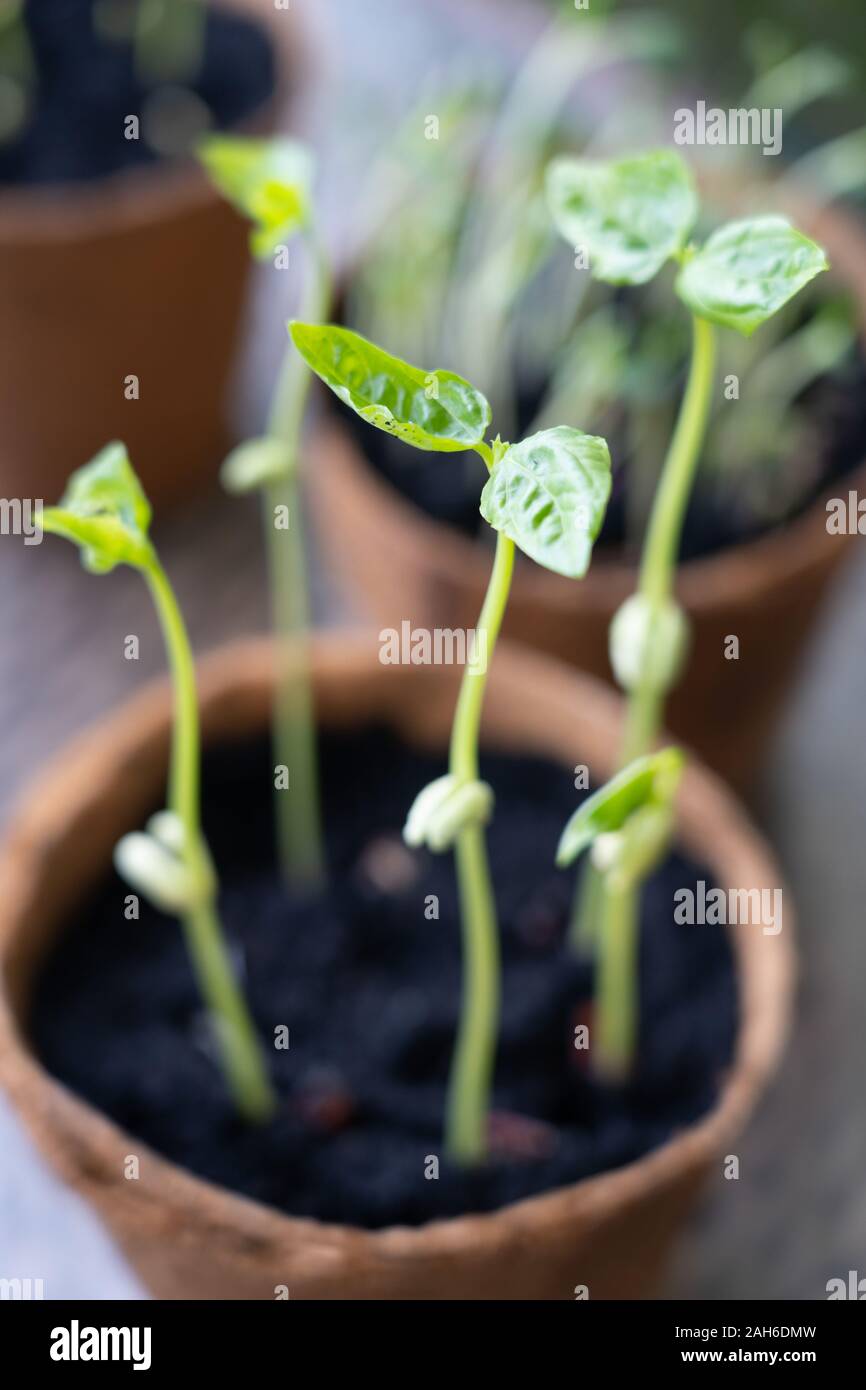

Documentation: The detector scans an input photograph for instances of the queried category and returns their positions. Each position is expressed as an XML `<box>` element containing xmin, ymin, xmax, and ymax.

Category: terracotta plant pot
<box><xmin>0</xmin><ymin>0</ymin><xmax>309</xmax><ymax>513</ymax></box>
<box><xmin>307</xmin><ymin>198</ymin><xmax>866</xmax><ymax>793</ymax></box>
<box><xmin>0</xmin><ymin>634</ymin><xmax>793</xmax><ymax>1299</ymax></box>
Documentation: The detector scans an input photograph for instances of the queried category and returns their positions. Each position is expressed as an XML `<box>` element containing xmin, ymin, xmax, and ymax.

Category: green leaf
<box><xmin>556</xmin><ymin>748</ymin><xmax>684</xmax><ymax>868</ymax></box>
<box><xmin>675</xmin><ymin>216</ymin><xmax>829</xmax><ymax>336</ymax></box>
<box><xmin>40</xmin><ymin>442</ymin><xmax>155</xmax><ymax>574</ymax></box>
<box><xmin>289</xmin><ymin>322</ymin><xmax>491</xmax><ymax>452</ymax></box>
<box><xmin>479</xmin><ymin>427</ymin><xmax>611</xmax><ymax>578</ymax></box>
<box><xmin>546</xmin><ymin>148</ymin><xmax>698</xmax><ymax>285</ymax></box>
<box><xmin>198</xmin><ymin>135</ymin><xmax>313</xmax><ymax>258</ymax></box>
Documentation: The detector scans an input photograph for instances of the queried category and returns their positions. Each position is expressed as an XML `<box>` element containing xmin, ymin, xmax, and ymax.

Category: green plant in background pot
<box><xmin>0</xmin><ymin>0</ymin><xmax>34</xmax><ymax>141</ymax></box>
<box><xmin>289</xmin><ymin>320</ymin><xmax>613</xmax><ymax>1162</ymax></box>
<box><xmin>132</xmin><ymin>0</ymin><xmax>205</xmax><ymax>85</ymax></box>
<box><xmin>348</xmin><ymin>0</ymin><xmax>680</xmax><ymax>436</ymax></box>
<box><xmin>199</xmin><ymin>135</ymin><xmax>331</xmax><ymax>888</ymax></box>
<box><xmin>40</xmin><ymin>444</ymin><xmax>275</xmax><ymax>1122</ymax></box>
<box><xmin>547</xmin><ymin>147</ymin><xmax>827</xmax><ymax>1080</ymax></box>
<box><xmin>343</xmin><ymin>5</ymin><xmax>859</xmax><ymax>564</ymax></box>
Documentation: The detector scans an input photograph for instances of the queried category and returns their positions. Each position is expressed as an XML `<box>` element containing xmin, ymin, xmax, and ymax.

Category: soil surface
<box><xmin>33</xmin><ymin>728</ymin><xmax>737</xmax><ymax>1229</ymax></box>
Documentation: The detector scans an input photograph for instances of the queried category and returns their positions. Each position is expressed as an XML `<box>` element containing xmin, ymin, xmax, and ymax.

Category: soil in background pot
<box><xmin>338</xmin><ymin>338</ymin><xmax>866</xmax><ymax>566</ymax></box>
<box><xmin>0</xmin><ymin>1</ymin><xmax>276</xmax><ymax>185</ymax></box>
<box><xmin>32</xmin><ymin>727</ymin><xmax>736</xmax><ymax>1230</ymax></box>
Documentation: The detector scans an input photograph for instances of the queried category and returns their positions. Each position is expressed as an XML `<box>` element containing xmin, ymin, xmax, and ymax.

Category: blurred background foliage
<box><xmin>342</xmin><ymin>0</ymin><xmax>864</xmax><ymax>555</ymax></box>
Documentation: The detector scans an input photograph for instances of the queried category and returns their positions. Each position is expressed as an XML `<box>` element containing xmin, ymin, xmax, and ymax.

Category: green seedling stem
<box><xmin>264</xmin><ymin>231</ymin><xmax>331</xmax><ymax>888</ymax></box>
<box><xmin>146</xmin><ymin>562</ymin><xmax>275</xmax><ymax>1121</ymax></box>
<box><xmin>41</xmin><ymin>447</ymin><xmax>275</xmax><ymax>1122</ymax></box>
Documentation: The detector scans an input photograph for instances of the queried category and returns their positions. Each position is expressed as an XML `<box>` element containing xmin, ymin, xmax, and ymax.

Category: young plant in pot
<box><xmin>313</xmin><ymin>119</ymin><xmax>864</xmax><ymax>789</ymax></box>
<box><xmin>1</xmin><ymin>322</ymin><xmax>792</xmax><ymax>1298</ymax></box>
<box><xmin>288</xmin><ymin>318</ymin><xmax>615</xmax><ymax>1161</ymax></box>
<box><xmin>38</xmin><ymin>442</ymin><xmax>275</xmax><ymax>1124</ymax></box>
<box><xmin>0</xmin><ymin>0</ymin><xmax>305</xmax><ymax>510</ymax></box>
<box><xmin>544</xmin><ymin>147</ymin><xmax>826</xmax><ymax>1080</ymax></box>
<box><xmin>196</xmin><ymin>132</ymin><xmax>330</xmax><ymax>887</ymax></box>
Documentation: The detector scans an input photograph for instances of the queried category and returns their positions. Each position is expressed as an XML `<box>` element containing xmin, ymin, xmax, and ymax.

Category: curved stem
<box><xmin>638</xmin><ymin>315</ymin><xmax>717</xmax><ymax>605</ymax></box>
<box><xmin>622</xmin><ymin>313</ymin><xmax>716</xmax><ymax>763</ymax></box>
<box><xmin>146</xmin><ymin>562</ymin><xmax>200</xmax><ymax>837</ymax></box>
<box><xmin>449</xmin><ymin>532</ymin><xmax>515</xmax><ymax>781</ymax></box>
<box><xmin>575</xmin><ymin>315</ymin><xmax>716</xmax><ymax>1078</ymax></box>
<box><xmin>268</xmin><ymin>227</ymin><xmax>331</xmax><ymax>447</ymax></box>
<box><xmin>445</xmin><ymin>529</ymin><xmax>515</xmax><ymax>1163</ymax></box>
<box><xmin>265</xmin><ymin>224</ymin><xmax>332</xmax><ymax>886</ymax></box>
<box><xmin>145</xmin><ymin>562</ymin><xmax>275</xmax><ymax>1122</ymax></box>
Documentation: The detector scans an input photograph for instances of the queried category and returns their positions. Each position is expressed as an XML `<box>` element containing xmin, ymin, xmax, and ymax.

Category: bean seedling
<box><xmin>289</xmin><ymin>321</ymin><xmax>612</xmax><ymax>1162</ymax></box>
<box><xmin>41</xmin><ymin>444</ymin><xmax>275</xmax><ymax>1122</ymax></box>
<box><xmin>547</xmin><ymin>148</ymin><xmax>828</xmax><ymax>1079</ymax></box>
<box><xmin>198</xmin><ymin>135</ymin><xmax>330</xmax><ymax>888</ymax></box>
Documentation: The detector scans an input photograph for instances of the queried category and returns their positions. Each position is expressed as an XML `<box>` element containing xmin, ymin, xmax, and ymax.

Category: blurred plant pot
<box><xmin>307</xmin><ymin>198</ymin><xmax>866</xmax><ymax>793</ymax></box>
<box><xmin>0</xmin><ymin>0</ymin><xmax>309</xmax><ymax>513</ymax></box>
<box><xmin>0</xmin><ymin>635</ymin><xmax>793</xmax><ymax>1299</ymax></box>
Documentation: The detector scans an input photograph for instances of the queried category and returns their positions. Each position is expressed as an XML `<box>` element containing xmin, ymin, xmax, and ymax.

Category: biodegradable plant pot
<box><xmin>0</xmin><ymin>635</ymin><xmax>793</xmax><ymax>1300</ymax></box>
<box><xmin>0</xmin><ymin>0</ymin><xmax>308</xmax><ymax>513</ymax></box>
<box><xmin>307</xmin><ymin>198</ymin><xmax>866</xmax><ymax>793</ymax></box>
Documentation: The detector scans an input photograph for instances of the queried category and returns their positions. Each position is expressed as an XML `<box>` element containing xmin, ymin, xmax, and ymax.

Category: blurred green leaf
<box><xmin>546</xmin><ymin>149</ymin><xmax>698</xmax><ymax>285</ymax></box>
<box><xmin>220</xmin><ymin>437</ymin><xmax>290</xmax><ymax>494</ymax></box>
<box><xmin>676</xmin><ymin>215</ymin><xmax>829</xmax><ymax>336</ymax></box>
<box><xmin>556</xmin><ymin>747</ymin><xmax>684</xmax><ymax>868</ymax></box>
<box><xmin>40</xmin><ymin>442</ymin><xmax>155</xmax><ymax>574</ymax></box>
<box><xmin>198</xmin><ymin>135</ymin><xmax>313</xmax><ymax>258</ymax></box>
<box><xmin>745</xmin><ymin>45</ymin><xmax>851</xmax><ymax>121</ymax></box>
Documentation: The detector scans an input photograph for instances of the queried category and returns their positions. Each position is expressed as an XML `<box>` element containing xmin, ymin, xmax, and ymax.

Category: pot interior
<box><xmin>25</xmin><ymin>709</ymin><xmax>737</xmax><ymax>1231</ymax></box>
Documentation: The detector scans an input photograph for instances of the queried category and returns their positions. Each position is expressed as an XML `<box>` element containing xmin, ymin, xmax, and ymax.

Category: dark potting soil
<box><xmin>338</xmin><ymin>344</ymin><xmax>866</xmax><ymax>565</ymax></box>
<box><xmin>32</xmin><ymin>728</ymin><xmax>737</xmax><ymax>1230</ymax></box>
<box><xmin>0</xmin><ymin>2</ymin><xmax>275</xmax><ymax>186</ymax></box>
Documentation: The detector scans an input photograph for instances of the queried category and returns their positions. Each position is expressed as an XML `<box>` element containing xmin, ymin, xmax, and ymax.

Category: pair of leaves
<box><xmin>546</xmin><ymin>148</ymin><xmax>828</xmax><ymax>336</ymax></box>
<box><xmin>40</xmin><ymin>443</ymin><xmax>155</xmax><ymax>574</ymax></box>
<box><xmin>556</xmin><ymin>747</ymin><xmax>684</xmax><ymax>870</ymax></box>
<box><xmin>198</xmin><ymin>135</ymin><xmax>314</xmax><ymax>259</ymax></box>
<box><xmin>290</xmin><ymin>323</ymin><xmax>612</xmax><ymax>579</ymax></box>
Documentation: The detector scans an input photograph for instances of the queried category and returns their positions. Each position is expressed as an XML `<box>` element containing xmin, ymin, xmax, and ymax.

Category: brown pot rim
<box><xmin>0</xmin><ymin>634</ymin><xmax>795</xmax><ymax>1290</ymax></box>
<box><xmin>317</xmin><ymin>191</ymin><xmax>866</xmax><ymax>619</ymax></box>
<box><xmin>0</xmin><ymin>0</ymin><xmax>310</xmax><ymax>242</ymax></box>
